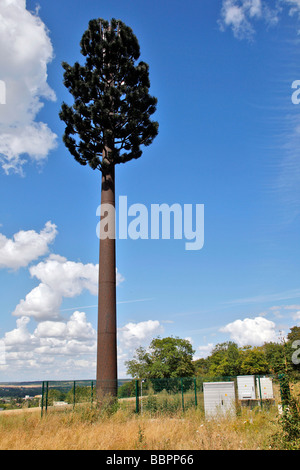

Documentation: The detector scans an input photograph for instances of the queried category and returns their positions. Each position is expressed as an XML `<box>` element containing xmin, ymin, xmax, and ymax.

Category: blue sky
<box><xmin>0</xmin><ymin>0</ymin><xmax>300</xmax><ymax>381</ymax></box>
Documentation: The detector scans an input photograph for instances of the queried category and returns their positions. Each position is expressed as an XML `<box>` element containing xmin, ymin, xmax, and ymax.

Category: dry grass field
<box><xmin>0</xmin><ymin>405</ymin><xmax>281</xmax><ymax>450</ymax></box>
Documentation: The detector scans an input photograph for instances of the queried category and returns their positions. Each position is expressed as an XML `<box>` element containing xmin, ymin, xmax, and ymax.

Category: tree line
<box><xmin>125</xmin><ymin>326</ymin><xmax>300</xmax><ymax>380</ymax></box>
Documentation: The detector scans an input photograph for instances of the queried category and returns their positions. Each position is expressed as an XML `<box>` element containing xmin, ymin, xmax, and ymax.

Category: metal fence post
<box><xmin>45</xmin><ymin>381</ymin><xmax>49</xmax><ymax>414</ymax></box>
<box><xmin>41</xmin><ymin>381</ymin><xmax>44</xmax><ymax>417</ymax></box>
<box><xmin>257</xmin><ymin>376</ymin><xmax>263</xmax><ymax>408</ymax></box>
<box><xmin>135</xmin><ymin>380</ymin><xmax>139</xmax><ymax>414</ymax></box>
<box><xmin>73</xmin><ymin>381</ymin><xmax>76</xmax><ymax>410</ymax></box>
<box><xmin>91</xmin><ymin>380</ymin><xmax>94</xmax><ymax>407</ymax></box>
<box><xmin>181</xmin><ymin>378</ymin><xmax>184</xmax><ymax>412</ymax></box>
<box><xmin>194</xmin><ymin>378</ymin><xmax>197</xmax><ymax>407</ymax></box>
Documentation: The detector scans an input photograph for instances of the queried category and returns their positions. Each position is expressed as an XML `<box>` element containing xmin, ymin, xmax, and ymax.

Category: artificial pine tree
<box><xmin>59</xmin><ymin>18</ymin><xmax>158</xmax><ymax>398</ymax></box>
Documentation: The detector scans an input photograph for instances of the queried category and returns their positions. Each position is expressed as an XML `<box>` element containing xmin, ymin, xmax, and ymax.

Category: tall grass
<box><xmin>0</xmin><ymin>405</ymin><xmax>281</xmax><ymax>450</ymax></box>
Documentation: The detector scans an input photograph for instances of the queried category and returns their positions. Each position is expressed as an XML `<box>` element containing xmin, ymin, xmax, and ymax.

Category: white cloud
<box><xmin>219</xmin><ymin>0</ymin><xmax>279</xmax><ymax>39</ymax></box>
<box><xmin>196</xmin><ymin>343</ymin><xmax>214</xmax><ymax>359</ymax></box>
<box><xmin>118</xmin><ymin>320</ymin><xmax>163</xmax><ymax>349</ymax></box>
<box><xmin>0</xmin><ymin>217</ymin><xmax>128</xmax><ymax>378</ymax></box>
<box><xmin>222</xmin><ymin>1</ymin><xmax>248</xmax><ymax>31</ymax></box>
<box><xmin>29</xmin><ymin>254</ymin><xmax>99</xmax><ymax>297</ymax></box>
<box><xmin>248</xmin><ymin>0</ymin><xmax>263</xmax><ymax>17</ymax></box>
<box><xmin>0</xmin><ymin>0</ymin><xmax>57</xmax><ymax>174</ymax></box>
<box><xmin>3</xmin><ymin>316</ymin><xmax>36</xmax><ymax>349</ymax></box>
<box><xmin>284</xmin><ymin>0</ymin><xmax>300</xmax><ymax>16</ymax></box>
<box><xmin>0</xmin><ymin>221</ymin><xmax>57</xmax><ymax>269</ymax></box>
<box><xmin>1</xmin><ymin>315</ymin><xmax>163</xmax><ymax>380</ymax></box>
<box><xmin>0</xmin><ymin>219</ymin><xmax>125</xmax><ymax>379</ymax></box>
<box><xmin>13</xmin><ymin>283</ymin><xmax>62</xmax><ymax>320</ymax></box>
<box><xmin>220</xmin><ymin>316</ymin><xmax>278</xmax><ymax>346</ymax></box>
<box><xmin>34</xmin><ymin>311</ymin><xmax>96</xmax><ymax>350</ymax></box>
<box><xmin>2</xmin><ymin>311</ymin><xmax>97</xmax><ymax>379</ymax></box>
<box><xmin>34</xmin><ymin>319</ymin><xmax>67</xmax><ymax>338</ymax></box>
<box><xmin>64</xmin><ymin>311</ymin><xmax>96</xmax><ymax>341</ymax></box>
<box><xmin>116</xmin><ymin>269</ymin><xmax>125</xmax><ymax>286</ymax></box>
<box><xmin>12</xmin><ymin>253</ymin><xmax>124</xmax><ymax>321</ymax></box>
<box><xmin>13</xmin><ymin>254</ymin><xmax>97</xmax><ymax>320</ymax></box>
<box><xmin>292</xmin><ymin>310</ymin><xmax>300</xmax><ymax>320</ymax></box>
<box><xmin>219</xmin><ymin>0</ymin><xmax>300</xmax><ymax>40</ymax></box>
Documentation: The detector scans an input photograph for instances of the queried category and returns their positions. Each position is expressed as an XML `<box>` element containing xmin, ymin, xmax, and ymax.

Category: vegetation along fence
<box><xmin>40</xmin><ymin>374</ymin><xmax>286</xmax><ymax>417</ymax></box>
<box><xmin>0</xmin><ymin>375</ymin><xmax>292</xmax><ymax>415</ymax></box>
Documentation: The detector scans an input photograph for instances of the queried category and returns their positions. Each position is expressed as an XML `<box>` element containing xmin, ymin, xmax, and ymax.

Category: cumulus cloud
<box><xmin>2</xmin><ymin>311</ymin><xmax>97</xmax><ymax>379</ymax></box>
<box><xmin>196</xmin><ymin>343</ymin><xmax>214</xmax><ymax>359</ymax></box>
<box><xmin>34</xmin><ymin>319</ymin><xmax>68</xmax><ymax>339</ymax></box>
<box><xmin>0</xmin><ymin>0</ymin><xmax>57</xmax><ymax>174</ymax></box>
<box><xmin>3</xmin><ymin>316</ymin><xmax>35</xmax><ymax>348</ymax></box>
<box><xmin>1</xmin><ymin>315</ymin><xmax>163</xmax><ymax>380</ymax></box>
<box><xmin>29</xmin><ymin>254</ymin><xmax>99</xmax><ymax>297</ymax></box>
<box><xmin>33</xmin><ymin>311</ymin><xmax>96</xmax><ymax>354</ymax></box>
<box><xmin>0</xmin><ymin>218</ymin><xmax>126</xmax><ymax>378</ymax></box>
<box><xmin>12</xmin><ymin>253</ymin><xmax>124</xmax><ymax>321</ymax></box>
<box><xmin>13</xmin><ymin>254</ymin><xmax>98</xmax><ymax>320</ymax></box>
<box><xmin>0</xmin><ymin>221</ymin><xmax>57</xmax><ymax>269</ymax></box>
<box><xmin>220</xmin><ymin>316</ymin><xmax>278</xmax><ymax>346</ymax></box>
<box><xmin>118</xmin><ymin>320</ymin><xmax>163</xmax><ymax>349</ymax></box>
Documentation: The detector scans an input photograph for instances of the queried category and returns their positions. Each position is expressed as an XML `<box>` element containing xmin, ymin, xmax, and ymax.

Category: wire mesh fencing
<box><xmin>0</xmin><ymin>373</ymin><xmax>292</xmax><ymax>420</ymax></box>
<box><xmin>40</xmin><ymin>374</ymin><xmax>281</xmax><ymax>417</ymax></box>
<box><xmin>40</xmin><ymin>379</ymin><xmax>139</xmax><ymax>416</ymax></box>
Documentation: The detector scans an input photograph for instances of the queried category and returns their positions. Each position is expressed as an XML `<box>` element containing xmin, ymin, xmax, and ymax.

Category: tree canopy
<box><xmin>59</xmin><ymin>18</ymin><xmax>158</xmax><ymax>172</ymax></box>
<box><xmin>126</xmin><ymin>336</ymin><xmax>195</xmax><ymax>379</ymax></box>
<box><xmin>194</xmin><ymin>326</ymin><xmax>300</xmax><ymax>379</ymax></box>
<box><xmin>125</xmin><ymin>327</ymin><xmax>300</xmax><ymax>380</ymax></box>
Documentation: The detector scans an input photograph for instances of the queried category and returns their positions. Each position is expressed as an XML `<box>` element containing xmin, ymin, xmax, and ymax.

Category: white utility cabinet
<box><xmin>256</xmin><ymin>377</ymin><xmax>274</xmax><ymax>399</ymax></box>
<box><xmin>203</xmin><ymin>381</ymin><xmax>236</xmax><ymax>417</ymax></box>
<box><xmin>237</xmin><ymin>375</ymin><xmax>256</xmax><ymax>400</ymax></box>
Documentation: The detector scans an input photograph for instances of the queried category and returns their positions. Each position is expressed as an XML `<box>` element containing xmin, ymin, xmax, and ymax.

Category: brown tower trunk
<box><xmin>96</xmin><ymin>155</ymin><xmax>117</xmax><ymax>399</ymax></box>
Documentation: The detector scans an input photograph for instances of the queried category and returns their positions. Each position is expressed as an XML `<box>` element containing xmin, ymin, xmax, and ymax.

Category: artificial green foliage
<box><xmin>59</xmin><ymin>18</ymin><xmax>158</xmax><ymax>172</ymax></box>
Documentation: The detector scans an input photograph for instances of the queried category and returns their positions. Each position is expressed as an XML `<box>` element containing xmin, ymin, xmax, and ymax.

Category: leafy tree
<box><xmin>193</xmin><ymin>357</ymin><xmax>210</xmax><ymax>376</ymax></box>
<box><xmin>47</xmin><ymin>389</ymin><xmax>66</xmax><ymax>405</ymax></box>
<box><xmin>286</xmin><ymin>327</ymin><xmax>300</xmax><ymax>379</ymax></box>
<box><xmin>287</xmin><ymin>326</ymin><xmax>300</xmax><ymax>343</ymax></box>
<box><xmin>240</xmin><ymin>347</ymin><xmax>269</xmax><ymax>375</ymax></box>
<box><xmin>263</xmin><ymin>342</ymin><xmax>286</xmax><ymax>374</ymax></box>
<box><xmin>117</xmin><ymin>380</ymin><xmax>136</xmax><ymax>398</ymax></box>
<box><xmin>65</xmin><ymin>386</ymin><xmax>92</xmax><ymax>404</ymax></box>
<box><xmin>59</xmin><ymin>18</ymin><xmax>158</xmax><ymax>397</ymax></box>
<box><xmin>207</xmin><ymin>342</ymin><xmax>241</xmax><ymax>377</ymax></box>
<box><xmin>126</xmin><ymin>336</ymin><xmax>195</xmax><ymax>379</ymax></box>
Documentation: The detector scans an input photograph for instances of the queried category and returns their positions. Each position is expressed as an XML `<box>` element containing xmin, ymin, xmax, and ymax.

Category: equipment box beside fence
<box><xmin>203</xmin><ymin>381</ymin><xmax>236</xmax><ymax>418</ymax></box>
<box><xmin>237</xmin><ymin>375</ymin><xmax>256</xmax><ymax>400</ymax></box>
<box><xmin>256</xmin><ymin>376</ymin><xmax>274</xmax><ymax>399</ymax></box>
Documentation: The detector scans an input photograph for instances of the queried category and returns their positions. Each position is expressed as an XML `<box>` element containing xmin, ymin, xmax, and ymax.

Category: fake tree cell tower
<box><xmin>59</xmin><ymin>18</ymin><xmax>158</xmax><ymax>397</ymax></box>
